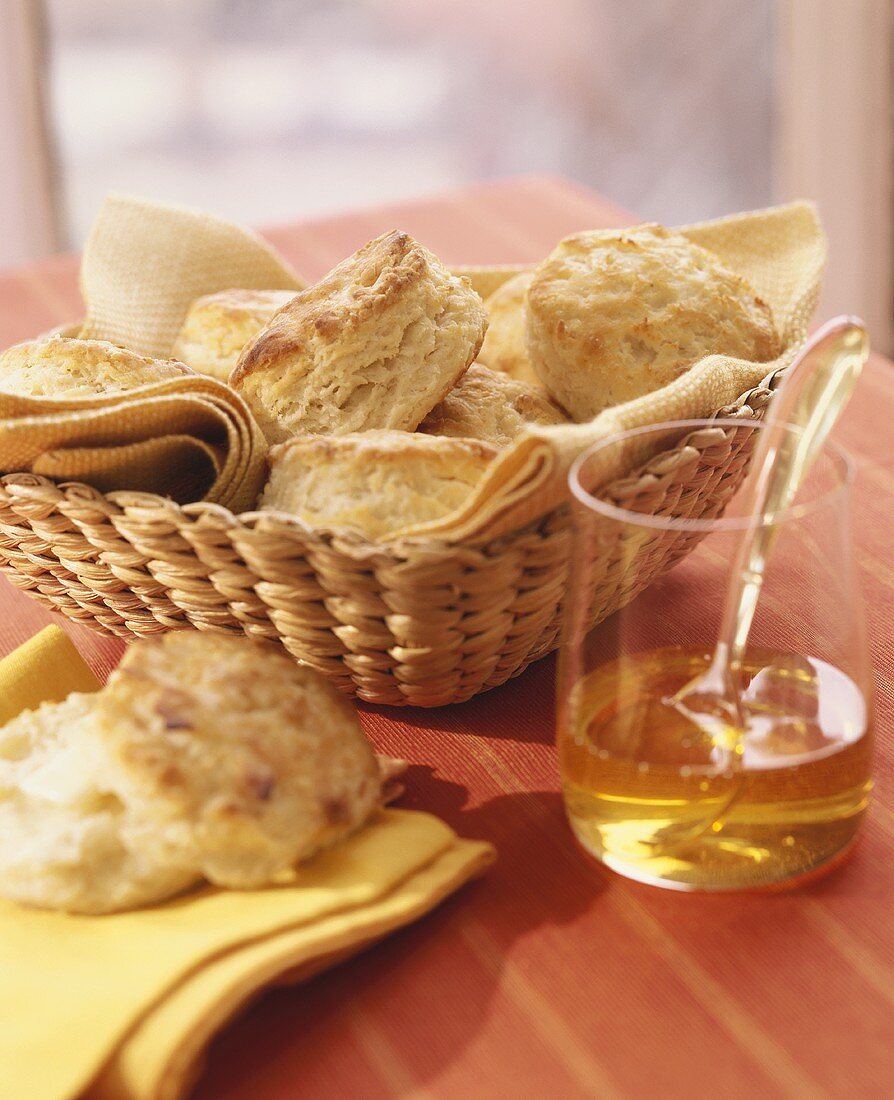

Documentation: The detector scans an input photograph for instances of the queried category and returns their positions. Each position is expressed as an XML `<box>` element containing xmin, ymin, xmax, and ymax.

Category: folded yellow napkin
<box><xmin>0</xmin><ymin>628</ymin><xmax>495</xmax><ymax>1100</ymax></box>
<box><xmin>0</xmin><ymin>626</ymin><xmax>101</xmax><ymax>724</ymax></box>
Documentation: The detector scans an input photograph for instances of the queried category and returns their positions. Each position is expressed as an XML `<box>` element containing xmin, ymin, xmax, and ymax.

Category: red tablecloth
<box><xmin>1</xmin><ymin>176</ymin><xmax>892</xmax><ymax>1099</ymax></box>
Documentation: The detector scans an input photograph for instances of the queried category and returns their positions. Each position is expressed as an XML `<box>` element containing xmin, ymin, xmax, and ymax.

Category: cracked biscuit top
<box><xmin>526</xmin><ymin>224</ymin><xmax>781</xmax><ymax>422</ymax></box>
<box><xmin>231</xmin><ymin>230</ymin><xmax>488</xmax><ymax>443</ymax></box>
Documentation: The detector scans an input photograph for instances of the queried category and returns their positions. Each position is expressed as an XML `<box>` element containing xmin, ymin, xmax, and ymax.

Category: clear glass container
<box><xmin>557</xmin><ymin>419</ymin><xmax>873</xmax><ymax>891</ymax></box>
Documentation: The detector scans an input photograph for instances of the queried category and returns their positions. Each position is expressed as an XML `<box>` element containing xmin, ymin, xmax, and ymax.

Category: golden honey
<box><xmin>559</xmin><ymin>646</ymin><xmax>872</xmax><ymax>890</ymax></box>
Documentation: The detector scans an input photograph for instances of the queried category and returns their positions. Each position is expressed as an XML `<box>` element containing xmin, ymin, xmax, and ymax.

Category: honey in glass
<box><xmin>559</xmin><ymin>420</ymin><xmax>873</xmax><ymax>890</ymax></box>
<box><xmin>559</xmin><ymin>645</ymin><xmax>872</xmax><ymax>890</ymax></box>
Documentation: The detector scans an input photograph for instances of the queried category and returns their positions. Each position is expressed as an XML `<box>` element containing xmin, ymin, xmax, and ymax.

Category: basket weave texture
<box><xmin>0</xmin><ymin>370</ymin><xmax>778</xmax><ymax>707</ymax></box>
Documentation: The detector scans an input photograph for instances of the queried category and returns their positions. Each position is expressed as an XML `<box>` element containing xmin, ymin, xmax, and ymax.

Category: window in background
<box><xmin>44</xmin><ymin>0</ymin><xmax>775</xmax><ymax>248</ymax></box>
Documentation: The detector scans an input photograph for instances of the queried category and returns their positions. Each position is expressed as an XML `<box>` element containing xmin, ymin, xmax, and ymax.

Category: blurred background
<box><xmin>2</xmin><ymin>0</ymin><xmax>891</xmax><ymax>347</ymax></box>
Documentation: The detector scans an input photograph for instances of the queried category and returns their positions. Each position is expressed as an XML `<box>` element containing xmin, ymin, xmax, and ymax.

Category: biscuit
<box><xmin>477</xmin><ymin>272</ymin><xmax>543</xmax><ymax>389</ymax></box>
<box><xmin>0</xmin><ymin>693</ymin><xmax>199</xmax><ymax>914</ymax></box>
<box><xmin>526</xmin><ymin>224</ymin><xmax>781</xmax><ymax>421</ymax></box>
<box><xmin>90</xmin><ymin>633</ymin><xmax>382</xmax><ymax>893</ymax></box>
<box><xmin>0</xmin><ymin>336</ymin><xmax>194</xmax><ymax>398</ymax></box>
<box><xmin>172</xmin><ymin>288</ymin><xmax>299</xmax><ymax>381</ymax></box>
<box><xmin>260</xmin><ymin>430</ymin><xmax>497</xmax><ymax>540</ymax></box>
<box><xmin>419</xmin><ymin>364</ymin><xmax>567</xmax><ymax>446</ymax></box>
<box><xmin>0</xmin><ymin>633</ymin><xmax>382</xmax><ymax>913</ymax></box>
<box><xmin>231</xmin><ymin>231</ymin><xmax>488</xmax><ymax>443</ymax></box>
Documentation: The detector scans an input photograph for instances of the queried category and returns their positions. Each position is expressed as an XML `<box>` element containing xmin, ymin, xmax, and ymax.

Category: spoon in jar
<box><xmin>667</xmin><ymin>316</ymin><xmax>870</xmax><ymax>772</ymax></box>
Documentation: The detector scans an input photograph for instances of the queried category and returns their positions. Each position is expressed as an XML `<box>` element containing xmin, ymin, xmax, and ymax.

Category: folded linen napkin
<box><xmin>0</xmin><ymin>373</ymin><xmax>267</xmax><ymax>511</ymax></box>
<box><xmin>0</xmin><ymin>627</ymin><xmax>494</xmax><ymax>1100</ymax></box>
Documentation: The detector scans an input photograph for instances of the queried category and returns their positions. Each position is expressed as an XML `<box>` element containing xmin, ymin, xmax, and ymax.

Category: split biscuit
<box><xmin>0</xmin><ymin>692</ymin><xmax>199</xmax><ymax>914</ymax></box>
<box><xmin>0</xmin><ymin>632</ymin><xmax>382</xmax><ymax>913</ymax></box>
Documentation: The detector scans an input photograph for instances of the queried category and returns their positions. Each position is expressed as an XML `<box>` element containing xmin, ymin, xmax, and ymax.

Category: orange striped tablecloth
<box><xmin>1</xmin><ymin>176</ymin><xmax>892</xmax><ymax>1100</ymax></box>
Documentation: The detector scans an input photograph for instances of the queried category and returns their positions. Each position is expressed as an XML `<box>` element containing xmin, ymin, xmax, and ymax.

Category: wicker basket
<box><xmin>0</xmin><ymin>361</ymin><xmax>781</xmax><ymax>706</ymax></box>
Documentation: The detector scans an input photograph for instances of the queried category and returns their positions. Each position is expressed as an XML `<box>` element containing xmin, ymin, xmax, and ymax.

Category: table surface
<box><xmin>2</xmin><ymin>176</ymin><xmax>893</xmax><ymax>1100</ymax></box>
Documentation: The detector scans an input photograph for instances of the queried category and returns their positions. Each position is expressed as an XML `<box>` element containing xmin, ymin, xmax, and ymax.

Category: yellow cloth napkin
<box><xmin>0</xmin><ymin>626</ymin><xmax>101</xmax><ymax>724</ymax></box>
<box><xmin>0</xmin><ymin>627</ymin><xmax>495</xmax><ymax>1100</ymax></box>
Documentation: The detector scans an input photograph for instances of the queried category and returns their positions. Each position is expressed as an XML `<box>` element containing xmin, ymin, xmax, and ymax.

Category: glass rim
<box><xmin>568</xmin><ymin>418</ymin><xmax>855</xmax><ymax>533</ymax></box>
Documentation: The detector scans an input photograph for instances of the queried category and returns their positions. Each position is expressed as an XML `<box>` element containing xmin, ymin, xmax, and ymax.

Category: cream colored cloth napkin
<box><xmin>0</xmin><ymin>626</ymin><xmax>495</xmax><ymax>1100</ymax></box>
<box><xmin>0</xmin><ymin>371</ymin><xmax>268</xmax><ymax>511</ymax></box>
<box><xmin>79</xmin><ymin>193</ymin><xmax>305</xmax><ymax>359</ymax></box>
<box><xmin>0</xmin><ymin>192</ymin><xmax>307</xmax><ymax>510</ymax></box>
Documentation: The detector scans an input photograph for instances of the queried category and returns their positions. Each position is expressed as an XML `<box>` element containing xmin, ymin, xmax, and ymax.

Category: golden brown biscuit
<box><xmin>172</xmin><ymin>288</ymin><xmax>299</xmax><ymax>381</ymax></box>
<box><xmin>526</xmin><ymin>224</ymin><xmax>781</xmax><ymax>421</ymax></box>
<box><xmin>260</xmin><ymin>430</ymin><xmax>497</xmax><ymax>540</ymax></box>
<box><xmin>419</xmin><ymin>364</ymin><xmax>567</xmax><ymax>446</ymax></box>
<box><xmin>0</xmin><ymin>336</ymin><xmax>194</xmax><ymax>398</ymax></box>
<box><xmin>231</xmin><ymin>231</ymin><xmax>488</xmax><ymax>443</ymax></box>
<box><xmin>477</xmin><ymin>272</ymin><xmax>543</xmax><ymax>389</ymax></box>
<box><xmin>0</xmin><ymin>633</ymin><xmax>382</xmax><ymax>913</ymax></box>
<box><xmin>90</xmin><ymin>633</ymin><xmax>381</xmax><ymax>893</ymax></box>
